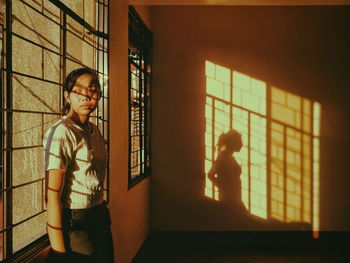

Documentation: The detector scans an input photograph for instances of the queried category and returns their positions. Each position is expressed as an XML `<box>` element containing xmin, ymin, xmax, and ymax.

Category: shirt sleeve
<box><xmin>43</xmin><ymin>124</ymin><xmax>73</xmax><ymax>172</ymax></box>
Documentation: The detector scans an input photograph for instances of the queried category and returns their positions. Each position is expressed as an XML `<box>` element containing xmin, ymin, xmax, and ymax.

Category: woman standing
<box><xmin>43</xmin><ymin>68</ymin><xmax>114</xmax><ymax>262</ymax></box>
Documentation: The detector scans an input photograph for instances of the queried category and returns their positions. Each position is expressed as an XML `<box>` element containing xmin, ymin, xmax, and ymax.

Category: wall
<box><xmin>109</xmin><ymin>2</ymin><xmax>151</xmax><ymax>262</ymax></box>
<box><xmin>151</xmin><ymin>6</ymin><xmax>350</xmax><ymax>231</ymax></box>
<box><xmin>134</xmin><ymin>5</ymin><xmax>152</xmax><ymax>29</ymax></box>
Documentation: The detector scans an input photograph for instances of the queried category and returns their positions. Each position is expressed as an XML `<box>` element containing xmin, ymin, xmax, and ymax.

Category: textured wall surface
<box><xmin>150</xmin><ymin>5</ymin><xmax>350</xmax><ymax>231</ymax></box>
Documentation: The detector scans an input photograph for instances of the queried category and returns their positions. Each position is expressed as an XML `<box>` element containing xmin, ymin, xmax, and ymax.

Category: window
<box><xmin>128</xmin><ymin>6</ymin><xmax>152</xmax><ymax>188</ymax></box>
<box><xmin>204</xmin><ymin>61</ymin><xmax>320</xmax><ymax>233</ymax></box>
<box><xmin>0</xmin><ymin>0</ymin><xmax>109</xmax><ymax>261</ymax></box>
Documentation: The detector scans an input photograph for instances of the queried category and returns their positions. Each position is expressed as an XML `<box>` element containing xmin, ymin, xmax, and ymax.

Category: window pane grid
<box><xmin>0</xmin><ymin>0</ymin><xmax>109</xmax><ymax>260</ymax></box>
<box><xmin>128</xmin><ymin>6</ymin><xmax>152</xmax><ymax>188</ymax></box>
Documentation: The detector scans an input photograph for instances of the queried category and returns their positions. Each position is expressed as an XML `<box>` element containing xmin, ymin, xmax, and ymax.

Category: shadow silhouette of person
<box><xmin>206</xmin><ymin>130</ymin><xmax>268</xmax><ymax>230</ymax></box>
<box><xmin>206</xmin><ymin>130</ymin><xmax>310</xmax><ymax>231</ymax></box>
<box><xmin>208</xmin><ymin>130</ymin><xmax>246</xmax><ymax>213</ymax></box>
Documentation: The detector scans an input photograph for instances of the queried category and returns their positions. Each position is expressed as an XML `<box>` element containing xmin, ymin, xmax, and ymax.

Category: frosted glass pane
<box><xmin>44</xmin><ymin>51</ymin><xmax>61</xmax><ymax>83</ymax></box>
<box><xmin>13</xmin><ymin>182</ymin><xmax>44</xmax><ymax>224</ymax></box>
<box><xmin>67</xmin><ymin>32</ymin><xmax>95</xmax><ymax>69</ymax></box>
<box><xmin>13</xmin><ymin>213</ymin><xmax>46</xmax><ymax>253</ymax></box>
<box><xmin>13</xmin><ymin>1</ymin><xmax>60</xmax><ymax>52</ymax></box>
<box><xmin>13</xmin><ymin>75</ymin><xmax>61</xmax><ymax>113</ymax></box>
<box><xmin>12</xmin><ymin>36</ymin><xmax>42</xmax><ymax>79</ymax></box>
<box><xmin>13</xmin><ymin>148</ymin><xmax>44</xmax><ymax>186</ymax></box>
<box><xmin>13</xmin><ymin>112</ymin><xmax>42</xmax><ymax>148</ymax></box>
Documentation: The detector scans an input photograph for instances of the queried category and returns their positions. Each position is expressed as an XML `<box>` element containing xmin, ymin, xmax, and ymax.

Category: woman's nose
<box><xmin>80</xmin><ymin>93</ymin><xmax>91</xmax><ymax>101</ymax></box>
<box><xmin>80</xmin><ymin>89</ymin><xmax>92</xmax><ymax>100</ymax></box>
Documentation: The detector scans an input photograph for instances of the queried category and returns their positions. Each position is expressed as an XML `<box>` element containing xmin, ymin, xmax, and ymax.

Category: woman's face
<box><xmin>64</xmin><ymin>74</ymin><xmax>100</xmax><ymax>117</ymax></box>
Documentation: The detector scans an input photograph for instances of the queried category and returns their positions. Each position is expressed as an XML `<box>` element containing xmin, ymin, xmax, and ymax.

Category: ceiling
<box><xmin>129</xmin><ymin>0</ymin><xmax>350</xmax><ymax>5</ymax></box>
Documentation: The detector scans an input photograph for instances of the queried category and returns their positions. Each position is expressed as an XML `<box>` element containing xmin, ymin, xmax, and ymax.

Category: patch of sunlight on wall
<box><xmin>204</xmin><ymin>60</ymin><xmax>321</xmax><ymax>230</ymax></box>
<box><xmin>313</xmin><ymin>102</ymin><xmax>321</xmax><ymax>237</ymax></box>
<box><xmin>205</xmin><ymin>61</ymin><xmax>231</xmax><ymax>201</ymax></box>
<box><xmin>270</xmin><ymin>87</ymin><xmax>320</xmax><ymax>225</ymax></box>
<box><xmin>204</xmin><ymin>60</ymin><xmax>267</xmax><ymax>219</ymax></box>
<box><xmin>232</xmin><ymin>71</ymin><xmax>267</xmax><ymax>219</ymax></box>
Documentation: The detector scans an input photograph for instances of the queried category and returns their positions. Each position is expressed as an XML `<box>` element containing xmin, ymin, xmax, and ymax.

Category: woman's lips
<box><xmin>81</xmin><ymin>105</ymin><xmax>91</xmax><ymax>109</ymax></box>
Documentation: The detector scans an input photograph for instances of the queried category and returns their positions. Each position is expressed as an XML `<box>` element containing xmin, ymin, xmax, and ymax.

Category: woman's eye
<box><xmin>89</xmin><ymin>89</ymin><xmax>97</xmax><ymax>93</ymax></box>
<box><xmin>72</xmin><ymin>88</ymin><xmax>81</xmax><ymax>93</ymax></box>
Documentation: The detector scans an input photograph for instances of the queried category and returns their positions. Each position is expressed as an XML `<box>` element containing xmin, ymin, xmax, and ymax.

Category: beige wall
<box><xmin>109</xmin><ymin>2</ymin><xmax>151</xmax><ymax>262</ymax></box>
<box><xmin>151</xmin><ymin>6</ymin><xmax>350</xmax><ymax>231</ymax></box>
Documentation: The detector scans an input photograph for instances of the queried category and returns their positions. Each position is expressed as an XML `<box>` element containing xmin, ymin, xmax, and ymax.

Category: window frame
<box><xmin>128</xmin><ymin>6</ymin><xmax>152</xmax><ymax>189</ymax></box>
<box><xmin>0</xmin><ymin>0</ymin><xmax>109</xmax><ymax>261</ymax></box>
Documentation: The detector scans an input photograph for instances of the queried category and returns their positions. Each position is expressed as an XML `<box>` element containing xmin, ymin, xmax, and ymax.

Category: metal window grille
<box><xmin>0</xmin><ymin>0</ymin><xmax>109</xmax><ymax>261</ymax></box>
<box><xmin>128</xmin><ymin>6</ymin><xmax>152</xmax><ymax>188</ymax></box>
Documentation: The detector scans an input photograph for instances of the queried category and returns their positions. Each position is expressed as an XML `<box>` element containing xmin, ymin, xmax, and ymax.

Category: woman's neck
<box><xmin>66</xmin><ymin>111</ymin><xmax>89</xmax><ymax>129</ymax></box>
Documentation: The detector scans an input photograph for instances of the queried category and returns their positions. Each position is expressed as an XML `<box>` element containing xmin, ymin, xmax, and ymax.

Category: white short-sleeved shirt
<box><xmin>43</xmin><ymin>116</ymin><xmax>107</xmax><ymax>209</ymax></box>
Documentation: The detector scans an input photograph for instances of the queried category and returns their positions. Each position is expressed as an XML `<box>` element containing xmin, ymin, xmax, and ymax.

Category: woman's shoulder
<box><xmin>44</xmin><ymin>117</ymin><xmax>78</xmax><ymax>141</ymax></box>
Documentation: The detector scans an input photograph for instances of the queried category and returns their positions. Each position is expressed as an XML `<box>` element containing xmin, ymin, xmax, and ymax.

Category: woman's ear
<box><xmin>64</xmin><ymin>91</ymin><xmax>70</xmax><ymax>103</ymax></box>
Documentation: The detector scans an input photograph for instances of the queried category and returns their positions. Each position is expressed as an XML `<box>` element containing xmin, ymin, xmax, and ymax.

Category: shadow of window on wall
<box><xmin>204</xmin><ymin>60</ymin><xmax>321</xmax><ymax>235</ymax></box>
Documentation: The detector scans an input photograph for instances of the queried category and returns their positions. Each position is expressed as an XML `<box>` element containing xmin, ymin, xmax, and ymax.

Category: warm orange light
<box><xmin>204</xmin><ymin>60</ymin><xmax>320</xmax><ymax>228</ymax></box>
<box><xmin>312</xmin><ymin>102</ymin><xmax>321</xmax><ymax>237</ymax></box>
<box><xmin>205</xmin><ymin>61</ymin><xmax>267</xmax><ymax>219</ymax></box>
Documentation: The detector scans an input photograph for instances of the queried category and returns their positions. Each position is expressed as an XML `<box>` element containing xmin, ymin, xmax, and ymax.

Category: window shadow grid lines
<box><xmin>283</xmin><ymin>126</ymin><xmax>287</xmax><ymax>222</ymax></box>
<box><xmin>11</xmin><ymin>32</ymin><xmax>61</xmax><ymax>58</ymax></box>
<box><xmin>207</xmin><ymin>65</ymin><xmax>320</xmax><ymax>228</ymax></box>
<box><xmin>310</xmin><ymin>103</ymin><xmax>315</xmax><ymax>231</ymax></box>
<box><xmin>211</xmin><ymin>97</ymin><xmax>216</xmax><ymax>199</ymax></box>
<box><xmin>208</xmin><ymin>84</ymin><xmax>314</xmax><ymax>225</ymax></box>
<box><xmin>266</xmin><ymin>84</ymin><xmax>272</xmax><ymax>220</ymax></box>
<box><xmin>300</xmin><ymin>101</ymin><xmax>305</xmax><ymax>222</ymax></box>
<box><xmin>19</xmin><ymin>0</ymin><xmax>61</xmax><ymax>28</ymax></box>
<box><xmin>49</xmin><ymin>0</ymin><xmax>107</xmax><ymax>39</ymax></box>
<box><xmin>247</xmin><ymin>112</ymin><xmax>251</xmax><ymax>211</ymax></box>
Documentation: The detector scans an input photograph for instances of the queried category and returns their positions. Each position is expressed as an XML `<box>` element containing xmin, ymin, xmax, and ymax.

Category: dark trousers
<box><xmin>50</xmin><ymin>201</ymin><xmax>114</xmax><ymax>263</ymax></box>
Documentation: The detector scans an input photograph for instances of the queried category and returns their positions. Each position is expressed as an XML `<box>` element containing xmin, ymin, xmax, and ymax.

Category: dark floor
<box><xmin>132</xmin><ymin>231</ymin><xmax>350</xmax><ymax>263</ymax></box>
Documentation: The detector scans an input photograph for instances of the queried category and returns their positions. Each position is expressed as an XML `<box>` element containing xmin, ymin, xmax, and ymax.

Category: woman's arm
<box><xmin>46</xmin><ymin>169</ymin><xmax>66</xmax><ymax>253</ymax></box>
